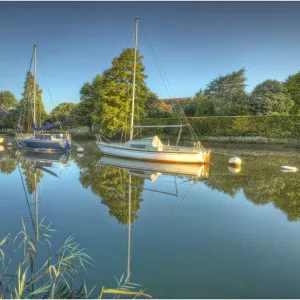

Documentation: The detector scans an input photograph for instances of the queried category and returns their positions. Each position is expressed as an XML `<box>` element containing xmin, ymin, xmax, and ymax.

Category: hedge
<box><xmin>139</xmin><ymin>116</ymin><xmax>300</xmax><ymax>139</ymax></box>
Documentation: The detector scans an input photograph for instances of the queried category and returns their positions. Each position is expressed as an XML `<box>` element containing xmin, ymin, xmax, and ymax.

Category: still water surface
<box><xmin>1</xmin><ymin>141</ymin><xmax>300</xmax><ymax>298</ymax></box>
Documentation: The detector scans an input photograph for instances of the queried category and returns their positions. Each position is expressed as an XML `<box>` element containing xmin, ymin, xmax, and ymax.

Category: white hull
<box><xmin>98</xmin><ymin>155</ymin><xmax>209</xmax><ymax>179</ymax></box>
<box><xmin>96</xmin><ymin>141</ymin><xmax>210</xmax><ymax>164</ymax></box>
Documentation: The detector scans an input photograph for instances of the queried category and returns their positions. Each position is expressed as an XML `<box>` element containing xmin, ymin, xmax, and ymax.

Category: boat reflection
<box><xmin>17</xmin><ymin>151</ymin><xmax>70</xmax><ymax>240</ymax></box>
<box><xmin>97</xmin><ymin>155</ymin><xmax>209</xmax><ymax>182</ymax></box>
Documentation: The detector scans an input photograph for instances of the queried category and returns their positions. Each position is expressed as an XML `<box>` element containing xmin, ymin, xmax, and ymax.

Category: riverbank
<box><xmin>201</xmin><ymin>136</ymin><xmax>300</xmax><ymax>149</ymax></box>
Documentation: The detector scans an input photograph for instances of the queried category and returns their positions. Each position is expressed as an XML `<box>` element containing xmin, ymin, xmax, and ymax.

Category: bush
<box><xmin>140</xmin><ymin>116</ymin><xmax>300</xmax><ymax>139</ymax></box>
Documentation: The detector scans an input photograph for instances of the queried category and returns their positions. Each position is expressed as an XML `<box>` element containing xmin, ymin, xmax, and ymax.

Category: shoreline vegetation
<box><xmin>0</xmin><ymin>219</ymin><xmax>152</xmax><ymax>299</ymax></box>
<box><xmin>1</xmin><ymin>48</ymin><xmax>300</xmax><ymax>150</ymax></box>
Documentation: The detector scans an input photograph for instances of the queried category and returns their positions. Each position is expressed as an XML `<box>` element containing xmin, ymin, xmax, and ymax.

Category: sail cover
<box><xmin>33</xmin><ymin>122</ymin><xmax>57</xmax><ymax>131</ymax></box>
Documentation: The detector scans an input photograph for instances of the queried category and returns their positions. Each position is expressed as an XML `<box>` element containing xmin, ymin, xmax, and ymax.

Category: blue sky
<box><xmin>1</xmin><ymin>1</ymin><xmax>300</xmax><ymax>112</ymax></box>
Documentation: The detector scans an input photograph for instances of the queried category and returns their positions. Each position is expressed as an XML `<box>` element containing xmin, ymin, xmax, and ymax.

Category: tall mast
<box><xmin>129</xmin><ymin>16</ymin><xmax>138</xmax><ymax>140</ymax></box>
<box><xmin>126</xmin><ymin>174</ymin><xmax>132</xmax><ymax>282</ymax></box>
<box><xmin>34</xmin><ymin>164</ymin><xmax>39</xmax><ymax>241</ymax></box>
<box><xmin>33</xmin><ymin>44</ymin><xmax>37</xmax><ymax>129</ymax></box>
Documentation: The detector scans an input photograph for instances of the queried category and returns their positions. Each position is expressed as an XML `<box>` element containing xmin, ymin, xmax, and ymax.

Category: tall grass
<box><xmin>0</xmin><ymin>218</ymin><xmax>151</xmax><ymax>299</ymax></box>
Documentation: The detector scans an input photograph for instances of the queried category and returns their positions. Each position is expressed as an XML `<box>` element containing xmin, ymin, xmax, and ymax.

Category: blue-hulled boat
<box><xmin>15</xmin><ymin>44</ymin><xmax>71</xmax><ymax>152</ymax></box>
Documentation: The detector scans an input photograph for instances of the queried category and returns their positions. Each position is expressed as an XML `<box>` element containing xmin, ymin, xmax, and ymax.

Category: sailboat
<box><xmin>15</xmin><ymin>45</ymin><xmax>72</xmax><ymax>152</ymax></box>
<box><xmin>96</xmin><ymin>17</ymin><xmax>210</xmax><ymax>164</ymax></box>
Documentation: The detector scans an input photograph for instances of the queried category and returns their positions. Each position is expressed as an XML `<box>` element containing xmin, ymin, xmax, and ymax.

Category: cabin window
<box><xmin>129</xmin><ymin>143</ymin><xmax>146</xmax><ymax>149</ymax></box>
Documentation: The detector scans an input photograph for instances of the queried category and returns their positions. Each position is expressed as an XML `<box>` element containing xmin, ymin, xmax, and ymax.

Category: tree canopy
<box><xmin>51</xmin><ymin>102</ymin><xmax>77</xmax><ymax>116</ymax></box>
<box><xmin>19</xmin><ymin>72</ymin><xmax>47</xmax><ymax>131</ymax></box>
<box><xmin>284</xmin><ymin>71</ymin><xmax>300</xmax><ymax>114</ymax></box>
<box><xmin>250</xmin><ymin>80</ymin><xmax>293</xmax><ymax>115</ymax></box>
<box><xmin>92</xmin><ymin>48</ymin><xmax>148</xmax><ymax>136</ymax></box>
<box><xmin>0</xmin><ymin>91</ymin><xmax>17</xmax><ymax>111</ymax></box>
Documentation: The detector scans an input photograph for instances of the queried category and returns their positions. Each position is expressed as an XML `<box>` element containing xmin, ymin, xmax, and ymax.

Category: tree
<box><xmin>47</xmin><ymin>102</ymin><xmax>78</xmax><ymax>126</ymax></box>
<box><xmin>75</xmin><ymin>75</ymin><xmax>105</xmax><ymax>127</ymax></box>
<box><xmin>250</xmin><ymin>80</ymin><xmax>293</xmax><ymax>115</ymax></box>
<box><xmin>145</xmin><ymin>91</ymin><xmax>174</xmax><ymax>118</ymax></box>
<box><xmin>0</xmin><ymin>156</ymin><xmax>17</xmax><ymax>174</ymax></box>
<box><xmin>203</xmin><ymin>68</ymin><xmax>250</xmax><ymax>116</ymax></box>
<box><xmin>51</xmin><ymin>102</ymin><xmax>77</xmax><ymax>115</ymax></box>
<box><xmin>0</xmin><ymin>91</ymin><xmax>17</xmax><ymax>110</ymax></box>
<box><xmin>1</xmin><ymin>108</ymin><xmax>20</xmax><ymax>129</ymax></box>
<box><xmin>92</xmin><ymin>48</ymin><xmax>148</xmax><ymax>136</ymax></box>
<box><xmin>19</xmin><ymin>72</ymin><xmax>47</xmax><ymax>131</ymax></box>
<box><xmin>284</xmin><ymin>72</ymin><xmax>300</xmax><ymax>114</ymax></box>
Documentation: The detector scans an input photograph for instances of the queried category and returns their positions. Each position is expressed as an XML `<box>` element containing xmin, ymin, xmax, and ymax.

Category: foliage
<box><xmin>51</xmin><ymin>102</ymin><xmax>77</xmax><ymax>116</ymax></box>
<box><xmin>19</xmin><ymin>72</ymin><xmax>47</xmax><ymax>132</ymax></box>
<box><xmin>0</xmin><ymin>108</ymin><xmax>20</xmax><ymax>129</ymax></box>
<box><xmin>20</xmin><ymin>159</ymin><xmax>43</xmax><ymax>194</ymax></box>
<box><xmin>284</xmin><ymin>71</ymin><xmax>300</xmax><ymax>114</ymax></box>
<box><xmin>145</xmin><ymin>91</ymin><xmax>174</xmax><ymax>118</ymax></box>
<box><xmin>141</xmin><ymin>116</ymin><xmax>300</xmax><ymax>139</ymax></box>
<box><xmin>77</xmin><ymin>154</ymin><xmax>144</xmax><ymax>224</ymax></box>
<box><xmin>0</xmin><ymin>157</ymin><xmax>17</xmax><ymax>174</ymax></box>
<box><xmin>0</xmin><ymin>91</ymin><xmax>17</xmax><ymax>111</ymax></box>
<box><xmin>92</xmin><ymin>48</ymin><xmax>148</xmax><ymax>136</ymax></box>
<box><xmin>203</xmin><ymin>68</ymin><xmax>250</xmax><ymax>116</ymax></box>
<box><xmin>75</xmin><ymin>75</ymin><xmax>105</xmax><ymax>127</ymax></box>
<box><xmin>0</xmin><ymin>218</ymin><xmax>94</xmax><ymax>299</ymax></box>
<box><xmin>0</xmin><ymin>217</ymin><xmax>151</xmax><ymax>299</ymax></box>
<box><xmin>250</xmin><ymin>80</ymin><xmax>293</xmax><ymax>115</ymax></box>
<box><xmin>45</xmin><ymin>102</ymin><xmax>78</xmax><ymax>127</ymax></box>
<box><xmin>202</xmin><ymin>152</ymin><xmax>300</xmax><ymax>221</ymax></box>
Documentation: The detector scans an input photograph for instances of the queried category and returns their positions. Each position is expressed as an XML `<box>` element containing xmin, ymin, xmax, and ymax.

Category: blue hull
<box><xmin>16</xmin><ymin>137</ymin><xmax>71</xmax><ymax>152</ymax></box>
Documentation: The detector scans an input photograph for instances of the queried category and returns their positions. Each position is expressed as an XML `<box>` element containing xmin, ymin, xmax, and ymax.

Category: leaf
<box><xmin>0</xmin><ymin>234</ymin><xmax>10</xmax><ymax>246</ymax></box>
<box><xmin>29</xmin><ymin>284</ymin><xmax>51</xmax><ymax>296</ymax></box>
<box><xmin>101</xmin><ymin>288</ymin><xmax>152</xmax><ymax>298</ymax></box>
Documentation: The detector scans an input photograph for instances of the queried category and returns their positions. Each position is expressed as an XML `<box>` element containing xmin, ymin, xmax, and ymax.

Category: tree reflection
<box><xmin>78</xmin><ymin>157</ymin><xmax>144</xmax><ymax>224</ymax></box>
<box><xmin>204</xmin><ymin>153</ymin><xmax>300</xmax><ymax>221</ymax></box>
<box><xmin>0</xmin><ymin>156</ymin><xmax>17</xmax><ymax>174</ymax></box>
<box><xmin>20</xmin><ymin>158</ymin><xmax>43</xmax><ymax>194</ymax></box>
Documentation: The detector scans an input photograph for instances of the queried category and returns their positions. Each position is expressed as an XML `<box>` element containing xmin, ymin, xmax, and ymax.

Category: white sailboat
<box><xmin>96</xmin><ymin>17</ymin><xmax>210</xmax><ymax>164</ymax></box>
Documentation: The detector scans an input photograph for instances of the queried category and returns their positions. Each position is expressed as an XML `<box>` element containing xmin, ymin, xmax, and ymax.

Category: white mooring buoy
<box><xmin>7</xmin><ymin>141</ymin><xmax>13</xmax><ymax>147</ymax></box>
<box><xmin>77</xmin><ymin>146</ymin><xmax>84</xmax><ymax>153</ymax></box>
<box><xmin>228</xmin><ymin>166</ymin><xmax>241</xmax><ymax>174</ymax></box>
<box><xmin>281</xmin><ymin>165</ymin><xmax>298</xmax><ymax>172</ymax></box>
<box><xmin>229</xmin><ymin>156</ymin><xmax>242</xmax><ymax>167</ymax></box>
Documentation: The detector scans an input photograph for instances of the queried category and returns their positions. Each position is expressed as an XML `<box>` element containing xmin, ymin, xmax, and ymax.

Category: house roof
<box><xmin>159</xmin><ymin>97</ymin><xmax>191</xmax><ymax>105</ymax></box>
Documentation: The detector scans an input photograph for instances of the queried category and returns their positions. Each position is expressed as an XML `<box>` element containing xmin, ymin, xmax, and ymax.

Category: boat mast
<box><xmin>34</xmin><ymin>163</ymin><xmax>39</xmax><ymax>241</ymax></box>
<box><xmin>33</xmin><ymin>44</ymin><xmax>37</xmax><ymax>131</ymax></box>
<box><xmin>126</xmin><ymin>174</ymin><xmax>132</xmax><ymax>282</ymax></box>
<box><xmin>129</xmin><ymin>16</ymin><xmax>139</xmax><ymax>140</ymax></box>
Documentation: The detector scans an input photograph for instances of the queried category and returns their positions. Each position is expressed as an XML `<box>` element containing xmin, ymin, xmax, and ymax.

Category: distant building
<box><xmin>0</xmin><ymin>107</ymin><xmax>9</xmax><ymax>118</ymax></box>
<box><xmin>159</xmin><ymin>97</ymin><xmax>191</xmax><ymax>107</ymax></box>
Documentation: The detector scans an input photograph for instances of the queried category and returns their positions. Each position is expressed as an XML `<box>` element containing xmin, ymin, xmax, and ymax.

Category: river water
<box><xmin>1</xmin><ymin>141</ymin><xmax>300</xmax><ymax>298</ymax></box>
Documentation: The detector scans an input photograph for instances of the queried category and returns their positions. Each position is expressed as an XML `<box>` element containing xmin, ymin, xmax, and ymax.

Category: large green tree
<box><xmin>250</xmin><ymin>80</ymin><xmax>293</xmax><ymax>115</ymax></box>
<box><xmin>51</xmin><ymin>102</ymin><xmax>77</xmax><ymax>115</ymax></box>
<box><xmin>0</xmin><ymin>91</ymin><xmax>17</xmax><ymax>110</ymax></box>
<box><xmin>47</xmin><ymin>102</ymin><xmax>78</xmax><ymax>126</ymax></box>
<box><xmin>75</xmin><ymin>75</ymin><xmax>105</xmax><ymax>127</ymax></box>
<box><xmin>203</xmin><ymin>68</ymin><xmax>250</xmax><ymax>116</ymax></box>
<box><xmin>92</xmin><ymin>48</ymin><xmax>148</xmax><ymax>136</ymax></box>
<box><xmin>284</xmin><ymin>71</ymin><xmax>300</xmax><ymax>114</ymax></box>
<box><xmin>19</xmin><ymin>72</ymin><xmax>47</xmax><ymax>131</ymax></box>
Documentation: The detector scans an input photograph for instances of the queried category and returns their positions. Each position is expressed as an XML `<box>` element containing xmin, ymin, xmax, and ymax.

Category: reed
<box><xmin>0</xmin><ymin>218</ymin><xmax>151</xmax><ymax>299</ymax></box>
